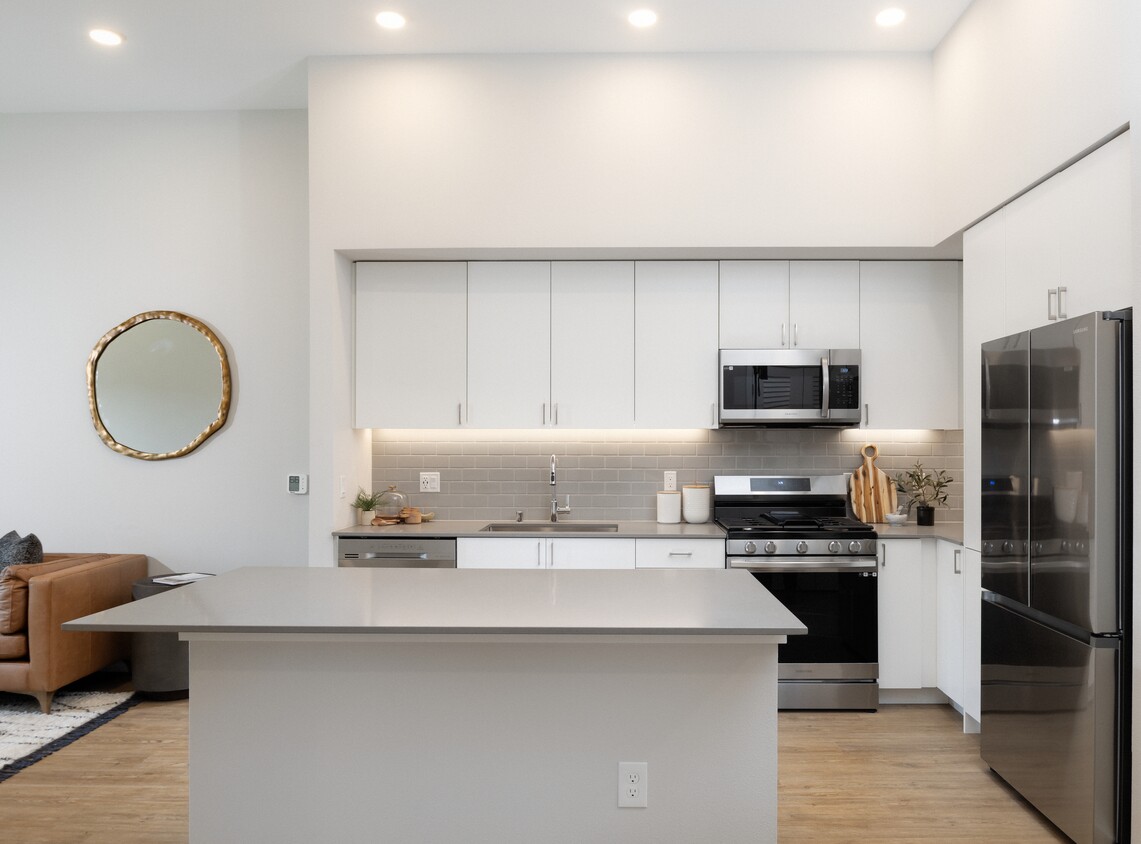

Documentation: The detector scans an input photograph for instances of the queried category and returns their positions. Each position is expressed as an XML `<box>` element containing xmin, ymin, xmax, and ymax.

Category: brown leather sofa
<box><xmin>0</xmin><ymin>553</ymin><xmax>147</xmax><ymax>711</ymax></box>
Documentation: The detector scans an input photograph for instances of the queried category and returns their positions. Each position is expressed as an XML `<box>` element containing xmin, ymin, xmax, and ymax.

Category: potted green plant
<box><xmin>894</xmin><ymin>461</ymin><xmax>953</xmax><ymax>526</ymax></box>
<box><xmin>352</xmin><ymin>488</ymin><xmax>384</xmax><ymax>525</ymax></box>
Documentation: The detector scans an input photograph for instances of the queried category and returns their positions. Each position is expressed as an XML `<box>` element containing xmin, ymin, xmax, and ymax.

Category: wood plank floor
<box><xmin>0</xmin><ymin>694</ymin><xmax>1069</xmax><ymax>843</ymax></box>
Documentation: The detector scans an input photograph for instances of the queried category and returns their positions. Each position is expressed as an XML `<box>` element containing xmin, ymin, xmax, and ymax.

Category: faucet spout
<box><xmin>549</xmin><ymin>454</ymin><xmax>570</xmax><ymax>521</ymax></box>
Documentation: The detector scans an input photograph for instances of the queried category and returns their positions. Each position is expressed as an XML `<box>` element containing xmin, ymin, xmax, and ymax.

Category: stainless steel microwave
<box><xmin>719</xmin><ymin>349</ymin><xmax>862</xmax><ymax>426</ymax></box>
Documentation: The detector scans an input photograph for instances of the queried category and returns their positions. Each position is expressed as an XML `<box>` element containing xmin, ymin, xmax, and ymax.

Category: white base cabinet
<box><xmin>877</xmin><ymin>538</ymin><xmax>936</xmax><ymax>690</ymax></box>
<box><xmin>457</xmin><ymin>537</ymin><xmax>636</xmax><ymax>569</ymax></box>
<box><xmin>935</xmin><ymin>541</ymin><xmax>965</xmax><ymax>706</ymax></box>
<box><xmin>635</xmin><ymin>538</ymin><xmax>724</xmax><ymax>569</ymax></box>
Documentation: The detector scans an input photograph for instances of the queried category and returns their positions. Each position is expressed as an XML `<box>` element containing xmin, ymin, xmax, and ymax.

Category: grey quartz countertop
<box><xmin>872</xmin><ymin>522</ymin><xmax>964</xmax><ymax>544</ymax></box>
<box><xmin>64</xmin><ymin>566</ymin><xmax>805</xmax><ymax>637</ymax></box>
<box><xmin>333</xmin><ymin>520</ymin><xmax>727</xmax><ymax>539</ymax></box>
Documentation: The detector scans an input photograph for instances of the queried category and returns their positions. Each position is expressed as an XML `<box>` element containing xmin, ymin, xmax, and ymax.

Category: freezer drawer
<box><xmin>981</xmin><ymin>596</ymin><xmax>1119</xmax><ymax>844</ymax></box>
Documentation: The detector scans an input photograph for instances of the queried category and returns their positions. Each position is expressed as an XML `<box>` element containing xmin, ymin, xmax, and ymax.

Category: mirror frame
<box><xmin>87</xmin><ymin>310</ymin><xmax>232</xmax><ymax>460</ymax></box>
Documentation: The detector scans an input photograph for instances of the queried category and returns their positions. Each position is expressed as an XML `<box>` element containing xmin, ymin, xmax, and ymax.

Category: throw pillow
<box><xmin>0</xmin><ymin>531</ymin><xmax>43</xmax><ymax>567</ymax></box>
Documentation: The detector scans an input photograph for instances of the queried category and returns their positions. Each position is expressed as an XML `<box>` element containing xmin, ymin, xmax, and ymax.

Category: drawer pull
<box><xmin>667</xmin><ymin>551</ymin><xmax>693</xmax><ymax>557</ymax></box>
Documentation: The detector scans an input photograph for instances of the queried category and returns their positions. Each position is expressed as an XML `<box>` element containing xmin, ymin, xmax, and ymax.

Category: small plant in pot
<box><xmin>894</xmin><ymin>461</ymin><xmax>953</xmax><ymax>526</ymax></box>
<box><xmin>352</xmin><ymin>489</ymin><xmax>384</xmax><ymax>525</ymax></box>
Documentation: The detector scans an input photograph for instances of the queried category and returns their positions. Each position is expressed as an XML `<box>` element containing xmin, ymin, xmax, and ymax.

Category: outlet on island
<box><xmin>419</xmin><ymin>472</ymin><xmax>441</xmax><ymax>493</ymax></box>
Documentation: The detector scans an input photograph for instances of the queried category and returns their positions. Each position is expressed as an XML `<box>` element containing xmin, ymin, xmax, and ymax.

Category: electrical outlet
<box><xmin>617</xmin><ymin>762</ymin><xmax>648</xmax><ymax>808</ymax></box>
<box><xmin>663</xmin><ymin>471</ymin><xmax>677</xmax><ymax>491</ymax></box>
<box><xmin>419</xmin><ymin>472</ymin><xmax>441</xmax><ymax>493</ymax></box>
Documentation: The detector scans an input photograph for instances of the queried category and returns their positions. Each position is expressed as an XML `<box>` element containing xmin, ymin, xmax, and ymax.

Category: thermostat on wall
<box><xmin>288</xmin><ymin>474</ymin><xmax>309</xmax><ymax>495</ymax></box>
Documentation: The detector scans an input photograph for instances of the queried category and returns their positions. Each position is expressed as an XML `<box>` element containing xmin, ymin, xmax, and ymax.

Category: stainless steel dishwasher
<box><xmin>337</xmin><ymin>537</ymin><xmax>456</xmax><ymax>568</ymax></box>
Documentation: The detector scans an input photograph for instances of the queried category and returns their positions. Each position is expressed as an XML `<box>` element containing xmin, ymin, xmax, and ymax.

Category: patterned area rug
<box><xmin>0</xmin><ymin>690</ymin><xmax>138</xmax><ymax>782</ymax></box>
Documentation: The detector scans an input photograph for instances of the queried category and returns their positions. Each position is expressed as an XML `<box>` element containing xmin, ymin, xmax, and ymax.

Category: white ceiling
<box><xmin>3</xmin><ymin>0</ymin><xmax>972</xmax><ymax>113</ymax></box>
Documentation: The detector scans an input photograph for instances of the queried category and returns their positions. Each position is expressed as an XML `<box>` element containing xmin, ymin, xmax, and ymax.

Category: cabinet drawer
<box><xmin>635</xmin><ymin>538</ymin><xmax>724</xmax><ymax>569</ymax></box>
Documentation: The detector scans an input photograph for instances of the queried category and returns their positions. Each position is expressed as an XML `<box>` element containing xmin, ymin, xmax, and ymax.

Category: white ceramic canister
<box><xmin>656</xmin><ymin>490</ymin><xmax>682</xmax><ymax>524</ymax></box>
<box><xmin>682</xmin><ymin>484</ymin><xmax>711</xmax><ymax>524</ymax></box>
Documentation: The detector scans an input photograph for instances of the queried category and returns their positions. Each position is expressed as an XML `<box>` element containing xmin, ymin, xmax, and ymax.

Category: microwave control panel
<box><xmin>828</xmin><ymin>366</ymin><xmax>859</xmax><ymax>409</ymax></box>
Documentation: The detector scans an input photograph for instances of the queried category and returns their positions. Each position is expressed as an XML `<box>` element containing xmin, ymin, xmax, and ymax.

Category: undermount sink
<box><xmin>480</xmin><ymin>522</ymin><xmax>619</xmax><ymax>533</ymax></box>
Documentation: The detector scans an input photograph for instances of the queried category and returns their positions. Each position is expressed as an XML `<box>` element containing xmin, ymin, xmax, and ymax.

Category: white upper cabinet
<box><xmin>354</xmin><ymin>261</ymin><xmax>468</xmax><ymax>429</ymax></box>
<box><xmin>719</xmin><ymin>261</ymin><xmax>860</xmax><ymax>349</ymax></box>
<box><xmin>467</xmin><ymin>262</ymin><xmax>552</xmax><ymax>428</ymax></box>
<box><xmin>550</xmin><ymin>261</ymin><xmax>635</xmax><ymax>428</ymax></box>
<box><xmin>719</xmin><ymin>261</ymin><xmax>789</xmax><ymax>348</ymax></box>
<box><xmin>635</xmin><ymin>261</ymin><xmax>719</xmax><ymax>428</ymax></box>
<box><xmin>1004</xmin><ymin>132</ymin><xmax>1132</xmax><ymax>335</ymax></box>
<box><xmin>788</xmin><ymin>261</ymin><xmax>861</xmax><ymax>349</ymax></box>
<box><xmin>859</xmin><ymin>262</ymin><xmax>962</xmax><ymax>430</ymax></box>
<box><xmin>1055</xmin><ymin>132</ymin><xmax>1132</xmax><ymax>317</ymax></box>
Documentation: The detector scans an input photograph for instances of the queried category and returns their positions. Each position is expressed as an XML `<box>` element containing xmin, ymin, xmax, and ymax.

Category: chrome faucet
<box><xmin>550</xmin><ymin>454</ymin><xmax>571</xmax><ymax>522</ymax></box>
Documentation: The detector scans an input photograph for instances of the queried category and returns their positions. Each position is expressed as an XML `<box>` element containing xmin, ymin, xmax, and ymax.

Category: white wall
<box><xmin>933</xmin><ymin>0</ymin><xmax>1128</xmax><ymax>239</ymax></box>
<box><xmin>307</xmin><ymin>52</ymin><xmax>937</xmax><ymax>250</ymax></box>
<box><xmin>0</xmin><ymin>111</ymin><xmax>310</xmax><ymax>573</ymax></box>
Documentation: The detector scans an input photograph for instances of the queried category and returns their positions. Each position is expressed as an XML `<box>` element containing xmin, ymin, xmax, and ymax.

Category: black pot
<box><xmin>916</xmin><ymin>504</ymin><xmax>935</xmax><ymax>526</ymax></box>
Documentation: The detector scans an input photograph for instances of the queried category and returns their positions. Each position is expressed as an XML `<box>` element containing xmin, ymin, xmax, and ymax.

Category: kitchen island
<box><xmin>67</xmin><ymin>566</ymin><xmax>803</xmax><ymax>844</ymax></box>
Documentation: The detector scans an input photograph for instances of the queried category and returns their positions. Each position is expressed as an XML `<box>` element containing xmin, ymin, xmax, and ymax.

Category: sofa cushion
<box><xmin>0</xmin><ymin>531</ymin><xmax>43</xmax><ymax>568</ymax></box>
<box><xmin>0</xmin><ymin>631</ymin><xmax>27</xmax><ymax>660</ymax></box>
<box><xmin>0</xmin><ymin>555</ymin><xmax>107</xmax><ymax>635</ymax></box>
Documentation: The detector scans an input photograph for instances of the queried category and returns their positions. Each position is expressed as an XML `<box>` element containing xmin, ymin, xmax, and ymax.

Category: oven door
<box><xmin>719</xmin><ymin>348</ymin><xmax>861</xmax><ymax>426</ymax></box>
<box><xmin>738</xmin><ymin>557</ymin><xmax>878</xmax><ymax>709</ymax></box>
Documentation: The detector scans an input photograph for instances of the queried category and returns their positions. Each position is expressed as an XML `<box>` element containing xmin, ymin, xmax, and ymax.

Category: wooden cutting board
<box><xmin>850</xmin><ymin>444</ymin><xmax>896</xmax><ymax>523</ymax></box>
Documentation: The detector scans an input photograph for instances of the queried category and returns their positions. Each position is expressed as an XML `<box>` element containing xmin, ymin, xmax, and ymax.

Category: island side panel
<box><xmin>188</xmin><ymin>636</ymin><xmax>778</xmax><ymax>844</ymax></box>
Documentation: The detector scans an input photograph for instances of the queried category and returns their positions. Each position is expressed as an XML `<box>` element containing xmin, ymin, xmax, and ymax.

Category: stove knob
<box><xmin>828</xmin><ymin>540</ymin><xmax>842</xmax><ymax>554</ymax></box>
<box><xmin>1001</xmin><ymin>541</ymin><xmax>1014</xmax><ymax>554</ymax></box>
<box><xmin>744</xmin><ymin>541</ymin><xmax>757</xmax><ymax>555</ymax></box>
<box><xmin>848</xmin><ymin>540</ymin><xmax>862</xmax><ymax>554</ymax></box>
<box><xmin>763</xmin><ymin>541</ymin><xmax>778</xmax><ymax>555</ymax></box>
<box><xmin>796</xmin><ymin>541</ymin><xmax>809</xmax><ymax>555</ymax></box>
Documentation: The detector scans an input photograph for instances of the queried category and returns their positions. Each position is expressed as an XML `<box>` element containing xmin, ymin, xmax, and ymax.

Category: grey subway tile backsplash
<box><xmin>372</xmin><ymin>428</ymin><xmax>964</xmax><ymax>524</ymax></box>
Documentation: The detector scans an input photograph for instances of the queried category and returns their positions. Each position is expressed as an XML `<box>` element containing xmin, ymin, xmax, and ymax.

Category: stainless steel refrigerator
<box><xmin>980</xmin><ymin>309</ymin><xmax>1131</xmax><ymax>844</ymax></box>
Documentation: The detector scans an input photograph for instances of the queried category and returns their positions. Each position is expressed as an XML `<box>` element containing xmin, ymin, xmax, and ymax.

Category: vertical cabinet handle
<box><xmin>554</xmin><ymin>403</ymin><xmax>559</xmax><ymax>425</ymax></box>
<box><xmin>781</xmin><ymin>322</ymin><xmax>787</xmax><ymax>347</ymax></box>
<box><xmin>864</xmin><ymin>403</ymin><xmax>870</xmax><ymax>426</ymax></box>
<box><xmin>711</xmin><ymin>402</ymin><xmax>716</xmax><ymax>427</ymax></box>
<box><xmin>537</xmin><ymin>541</ymin><xmax>543</xmax><ymax>567</ymax></box>
<box><xmin>880</xmin><ymin>544</ymin><xmax>887</xmax><ymax>567</ymax></box>
<box><xmin>1048</xmin><ymin>288</ymin><xmax>1058</xmax><ymax>320</ymax></box>
<box><xmin>458</xmin><ymin>403</ymin><xmax>464</xmax><ymax>425</ymax></box>
<box><xmin>1057</xmin><ymin>286</ymin><xmax>1068</xmax><ymax>320</ymax></box>
<box><xmin>954</xmin><ymin>548</ymin><xmax>962</xmax><ymax>575</ymax></box>
<box><xmin>794</xmin><ymin>322</ymin><xmax>799</xmax><ymax>347</ymax></box>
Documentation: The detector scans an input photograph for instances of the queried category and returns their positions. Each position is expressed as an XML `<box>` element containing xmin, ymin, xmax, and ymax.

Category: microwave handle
<box><xmin>982</xmin><ymin>355</ymin><xmax>991</xmax><ymax>419</ymax></box>
<box><xmin>820</xmin><ymin>356</ymin><xmax>830</xmax><ymax>418</ymax></box>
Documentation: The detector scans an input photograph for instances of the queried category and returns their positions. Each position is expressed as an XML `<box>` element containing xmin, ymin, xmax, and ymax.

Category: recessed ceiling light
<box><xmin>376</xmin><ymin>11</ymin><xmax>406</xmax><ymax>30</ymax></box>
<box><xmin>875</xmin><ymin>8</ymin><xmax>906</xmax><ymax>27</ymax></box>
<box><xmin>628</xmin><ymin>9</ymin><xmax>658</xmax><ymax>28</ymax></box>
<box><xmin>89</xmin><ymin>29</ymin><xmax>124</xmax><ymax>47</ymax></box>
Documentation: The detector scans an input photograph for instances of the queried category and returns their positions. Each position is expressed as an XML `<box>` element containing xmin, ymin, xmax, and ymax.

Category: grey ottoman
<box><xmin>131</xmin><ymin>574</ymin><xmax>213</xmax><ymax>699</ymax></box>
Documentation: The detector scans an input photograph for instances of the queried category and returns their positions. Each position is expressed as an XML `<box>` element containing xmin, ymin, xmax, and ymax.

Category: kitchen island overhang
<box><xmin>68</xmin><ymin>567</ymin><xmax>804</xmax><ymax>844</ymax></box>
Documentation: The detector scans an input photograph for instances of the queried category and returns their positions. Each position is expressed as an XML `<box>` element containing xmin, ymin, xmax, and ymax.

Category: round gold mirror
<box><xmin>87</xmin><ymin>311</ymin><xmax>232</xmax><ymax>460</ymax></box>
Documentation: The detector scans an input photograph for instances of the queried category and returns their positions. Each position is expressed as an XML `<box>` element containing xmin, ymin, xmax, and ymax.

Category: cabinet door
<box><xmin>960</xmin><ymin>547</ymin><xmax>981</xmax><ymax>726</ymax></box>
<box><xmin>457</xmin><ymin>537</ymin><xmax>545</xmax><ymax>569</ymax></box>
<box><xmin>548</xmin><ymin>538</ymin><xmax>636</xmax><ymax>569</ymax></box>
<box><xmin>936</xmin><ymin>541</ymin><xmax>965</xmax><ymax>706</ymax></box>
<box><xmin>859</xmin><ymin>262</ymin><xmax>962</xmax><ymax>429</ymax></box>
<box><xmin>550</xmin><ymin>262</ymin><xmax>635</xmax><ymax>428</ymax></box>
<box><xmin>467</xmin><ymin>262</ymin><xmax>551</xmax><ymax>428</ymax></box>
<box><xmin>1056</xmin><ymin>133</ymin><xmax>1132</xmax><ymax>317</ymax></box>
<box><xmin>1004</xmin><ymin>168</ymin><xmax>1062</xmax><ymax>335</ymax></box>
<box><xmin>788</xmin><ymin>261</ymin><xmax>861</xmax><ymax>349</ymax></box>
<box><xmin>719</xmin><ymin>261</ymin><xmax>790</xmax><ymax>348</ymax></box>
<box><xmin>635</xmin><ymin>538</ymin><xmax>725</xmax><ymax>568</ymax></box>
<box><xmin>634</xmin><ymin>261</ymin><xmax>719</xmax><ymax>428</ymax></box>
<box><xmin>962</xmin><ymin>212</ymin><xmax>1008</xmax><ymax>552</ymax></box>
<box><xmin>354</xmin><ymin>262</ymin><xmax>467</xmax><ymax>428</ymax></box>
<box><xmin>877</xmin><ymin>539</ymin><xmax>926</xmax><ymax>689</ymax></box>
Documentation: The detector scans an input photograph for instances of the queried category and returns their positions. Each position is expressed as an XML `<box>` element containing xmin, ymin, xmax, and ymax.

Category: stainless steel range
<box><xmin>714</xmin><ymin>474</ymin><xmax>879</xmax><ymax>710</ymax></box>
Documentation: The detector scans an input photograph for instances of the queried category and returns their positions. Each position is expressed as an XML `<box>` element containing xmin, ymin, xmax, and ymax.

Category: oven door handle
<box><xmin>729</xmin><ymin>556</ymin><xmax>877</xmax><ymax>573</ymax></box>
